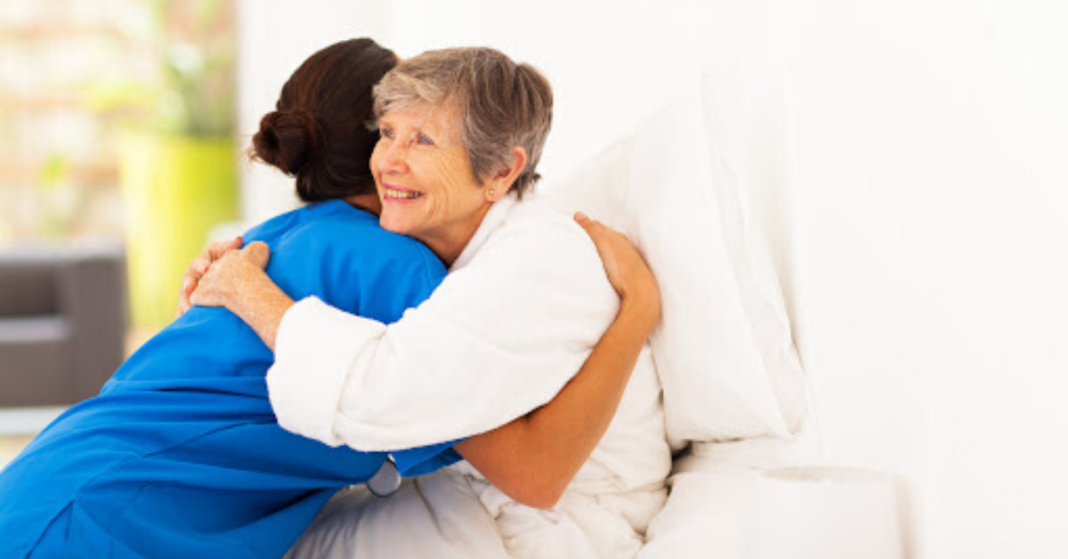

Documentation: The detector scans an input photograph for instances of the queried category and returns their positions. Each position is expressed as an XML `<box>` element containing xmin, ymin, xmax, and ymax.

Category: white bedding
<box><xmin>287</xmin><ymin>345</ymin><xmax>671</xmax><ymax>559</ymax></box>
<box><xmin>544</xmin><ymin>77</ymin><xmax>807</xmax><ymax>448</ymax></box>
<box><xmin>288</xmin><ymin>436</ymin><xmax>803</xmax><ymax>559</ymax></box>
<box><xmin>638</xmin><ymin>438</ymin><xmax>807</xmax><ymax>559</ymax></box>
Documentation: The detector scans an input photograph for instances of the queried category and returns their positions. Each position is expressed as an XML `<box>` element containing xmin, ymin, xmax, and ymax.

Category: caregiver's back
<box><xmin>107</xmin><ymin>37</ymin><xmax>432</xmax><ymax>397</ymax></box>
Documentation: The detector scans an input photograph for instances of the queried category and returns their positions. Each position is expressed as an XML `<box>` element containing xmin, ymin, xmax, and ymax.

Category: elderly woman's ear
<box><xmin>485</xmin><ymin>146</ymin><xmax>528</xmax><ymax>202</ymax></box>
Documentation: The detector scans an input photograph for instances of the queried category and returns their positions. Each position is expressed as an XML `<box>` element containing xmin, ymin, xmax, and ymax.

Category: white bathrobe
<box><xmin>272</xmin><ymin>193</ymin><xmax>672</xmax><ymax>559</ymax></box>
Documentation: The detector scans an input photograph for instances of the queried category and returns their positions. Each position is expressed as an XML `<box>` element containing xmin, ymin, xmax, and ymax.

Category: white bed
<box><xmin>289</xmin><ymin>438</ymin><xmax>811</xmax><ymax>559</ymax></box>
<box><xmin>638</xmin><ymin>438</ymin><xmax>810</xmax><ymax>559</ymax></box>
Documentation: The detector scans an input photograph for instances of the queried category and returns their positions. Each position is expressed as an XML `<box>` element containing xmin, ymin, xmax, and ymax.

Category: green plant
<box><xmin>152</xmin><ymin>0</ymin><xmax>235</xmax><ymax>136</ymax></box>
<box><xmin>34</xmin><ymin>152</ymin><xmax>79</xmax><ymax>239</ymax></box>
<box><xmin>88</xmin><ymin>0</ymin><xmax>235</xmax><ymax>137</ymax></box>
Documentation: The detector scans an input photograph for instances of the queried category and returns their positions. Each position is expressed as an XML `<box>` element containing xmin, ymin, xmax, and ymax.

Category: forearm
<box><xmin>526</xmin><ymin>295</ymin><xmax>656</xmax><ymax>494</ymax></box>
<box><xmin>455</xmin><ymin>292</ymin><xmax>657</xmax><ymax>508</ymax></box>
<box><xmin>229</xmin><ymin>273</ymin><xmax>295</xmax><ymax>351</ymax></box>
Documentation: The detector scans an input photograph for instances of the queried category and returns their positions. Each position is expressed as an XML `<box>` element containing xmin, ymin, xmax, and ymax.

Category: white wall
<box><xmin>236</xmin><ymin>1</ymin><xmax>1068</xmax><ymax>556</ymax></box>
<box><xmin>789</xmin><ymin>1</ymin><xmax>1068</xmax><ymax>557</ymax></box>
<box><xmin>385</xmin><ymin>0</ymin><xmax>801</xmax><ymax>306</ymax></box>
<box><xmin>387</xmin><ymin>0</ymin><xmax>701</xmax><ymax>175</ymax></box>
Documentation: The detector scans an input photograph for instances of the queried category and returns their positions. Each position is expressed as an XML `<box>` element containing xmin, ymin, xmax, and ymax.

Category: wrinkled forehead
<box><xmin>378</xmin><ymin>98</ymin><xmax>465</xmax><ymax>145</ymax></box>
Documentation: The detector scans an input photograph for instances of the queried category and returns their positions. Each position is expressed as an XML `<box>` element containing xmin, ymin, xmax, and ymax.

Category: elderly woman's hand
<box><xmin>574</xmin><ymin>213</ymin><xmax>661</xmax><ymax>327</ymax></box>
<box><xmin>176</xmin><ymin>237</ymin><xmax>244</xmax><ymax>318</ymax></box>
<box><xmin>189</xmin><ymin>241</ymin><xmax>272</xmax><ymax>311</ymax></box>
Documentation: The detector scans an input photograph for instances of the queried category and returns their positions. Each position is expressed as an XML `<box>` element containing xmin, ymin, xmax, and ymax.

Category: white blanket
<box><xmin>638</xmin><ymin>438</ymin><xmax>808</xmax><ymax>559</ymax></box>
<box><xmin>273</xmin><ymin>193</ymin><xmax>672</xmax><ymax>558</ymax></box>
<box><xmin>288</xmin><ymin>346</ymin><xmax>668</xmax><ymax>559</ymax></box>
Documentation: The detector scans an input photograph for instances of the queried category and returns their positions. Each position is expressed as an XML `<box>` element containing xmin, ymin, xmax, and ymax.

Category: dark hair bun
<box><xmin>251</xmin><ymin>109</ymin><xmax>324</xmax><ymax>176</ymax></box>
<box><xmin>250</xmin><ymin>38</ymin><xmax>398</xmax><ymax>202</ymax></box>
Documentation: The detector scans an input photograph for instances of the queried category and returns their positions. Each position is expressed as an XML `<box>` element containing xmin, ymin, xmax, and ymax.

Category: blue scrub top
<box><xmin>0</xmin><ymin>200</ymin><xmax>461</xmax><ymax>559</ymax></box>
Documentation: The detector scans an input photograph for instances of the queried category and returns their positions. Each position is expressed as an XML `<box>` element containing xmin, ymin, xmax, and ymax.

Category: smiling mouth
<box><xmin>383</xmin><ymin>186</ymin><xmax>425</xmax><ymax>200</ymax></box>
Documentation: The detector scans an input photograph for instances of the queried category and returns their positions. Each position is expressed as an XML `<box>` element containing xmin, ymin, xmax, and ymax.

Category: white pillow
<box><xmin>542</xmin><ymin>77</ymin><xmax>806</xmax><ymax>445</ymax></box>
<box><xmin>638</xmin><ymin>438</ymin><xmax>806</xmax><ymax>559</ymax></box>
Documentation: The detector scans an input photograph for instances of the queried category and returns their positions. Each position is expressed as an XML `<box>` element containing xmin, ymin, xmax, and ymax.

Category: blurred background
<box><xmin>0</xmin><ymin>0</ymin><xmax>238</xmax><ymax>468</ymax></box>
<box><xmin>1</xmin><ymin>1</ymin><xmax>1066</xmax><ymax>558</ymax></box>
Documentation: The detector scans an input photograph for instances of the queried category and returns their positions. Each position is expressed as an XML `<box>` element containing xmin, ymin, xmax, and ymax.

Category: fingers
<box><xmin>185</xmin><ymin>237</ymin><xmax>243</xmax><ymax>292</ymax></box>
<box><xmin>575</xmin><ymin>212</ymin><xmax>629</xmax><ymax>267</ymax></box>
<box><xmin>574</xmin><ymin>211</ymin><xmax>608</xmax><ymax>238</ymax></box>
<box><xmin>176</xmin><ymin>297</ymin><xmax>191</xmax><ymax>319</ymax></box>
<box><xmin>178</xmin><ymin>256</ymin><xmax>212</xmax><ymax>315</ymax></box>
<box><xmin>181</xmin><ymin>255</ymin><xmax>210</xmax><ymax>305</ymax></box>
<box><xmin>575</xmin><ymin>212</ymin><xmax>625</xmax><ymax>248</ymax></box>
<box><xmin>176</xmin><ymin>237</ymin><xmax>242</xmax><ymax>318</ymax></box>
<box><xmin>180</xmin><ymin>269</ymin><xmax>197</xmax><ymax>296</ymax></box>
<box><xmin>573</xmin><ymin>210</ymin><xmax>657</xmax><ymax>303</ymax></box>
<box><xmin>243</xmin><ymin>241</ymin><xmax>271</xmax><ymax>270</ymax></box>
<box><xmin>178</xmin><ymin>256</ymin><xmax>207</xmax><ymax>316</ymax></box>
<box><xmin>192</xmin><ymin>253</ymin><xmax>211</xmax><ymax>277</ymax></box>
<box><xmin>209</xmin><ymin>236</ymin><xmax>243</xmax><ymax>260</ymax></box>
<box><xmin>194</xmin><ymin>238</ymin><xmax>242</xmax><ymax>278</ymax></box>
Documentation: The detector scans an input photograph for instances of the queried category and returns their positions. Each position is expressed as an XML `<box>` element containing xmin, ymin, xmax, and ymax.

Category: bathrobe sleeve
<box><xmin>266</xmin><ymin>208</ymin><xmax>620</xmax><ymax>451</ymax></box>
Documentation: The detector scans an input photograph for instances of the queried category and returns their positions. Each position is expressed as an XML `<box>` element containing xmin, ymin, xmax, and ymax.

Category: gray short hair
<box><xmin>372</xmin><ymin>47</ymin><xmax>553</xmax><ymax>198</ymax></box>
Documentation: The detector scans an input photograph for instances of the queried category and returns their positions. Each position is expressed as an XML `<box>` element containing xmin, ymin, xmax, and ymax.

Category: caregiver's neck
<box><xmin>345</xmin><ymin>193</ymin><xmax>382</xmax><ymax>216</ymax></box>
<box><xmin>343</xmin><ymin>192</ymin><xmax>489</xmax><ymax>268</ymax></box>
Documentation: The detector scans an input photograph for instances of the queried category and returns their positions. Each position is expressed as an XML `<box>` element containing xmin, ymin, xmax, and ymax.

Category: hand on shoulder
<box><xmin>574</xmin><ymin>212</ymin><xmax>661</xmax><ymax>328</ymax></box>
<box><xmin>176</xmin><ymin>237</ymin><xmax>244</xmax><ymax>317</ymax></box>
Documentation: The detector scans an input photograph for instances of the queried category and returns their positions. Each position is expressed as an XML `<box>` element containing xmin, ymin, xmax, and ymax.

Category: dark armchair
<box><xmin>0</xmin><ymin>244</ymin><xmax>127</xmax><ymax>406</ymax></box>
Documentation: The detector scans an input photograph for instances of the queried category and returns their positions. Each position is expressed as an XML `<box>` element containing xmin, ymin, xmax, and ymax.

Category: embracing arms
<box><xmin>450</xmin><ymin>214</ymin><xmax>658</xmax><ymax>508</ymax></box>
<box><xmin>184</xmin><ymin>239</ymin><xmax>292</xmax><ymax>351</ymax></box>
<box><xmin>182</xmin><ymin>214</ymin><xmax>658</xmax><ymax>509</ymax></box>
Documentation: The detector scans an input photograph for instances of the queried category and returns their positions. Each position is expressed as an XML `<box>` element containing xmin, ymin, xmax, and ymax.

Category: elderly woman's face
<box><xmin>371</xmin><ymin>102</ymin><xmax>492</xmax><ymax>264</ymax></box>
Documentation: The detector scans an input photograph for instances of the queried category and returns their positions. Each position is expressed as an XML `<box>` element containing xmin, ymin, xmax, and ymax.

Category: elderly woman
<box><xmin>188</xmin><ymin>47</ymin><xmax>671</xmax><ymax>559</ymax></box>
<box><xmin>0</xmin><ymin>40</ymin><xmax>657</xmax><ymax>559</ymax></box>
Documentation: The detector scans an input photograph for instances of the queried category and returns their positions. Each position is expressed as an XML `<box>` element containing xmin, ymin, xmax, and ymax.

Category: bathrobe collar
<box><xmin>450</xmin><ymin>192</ymin><xmax>520</xmax><ymax>271</ymax></box>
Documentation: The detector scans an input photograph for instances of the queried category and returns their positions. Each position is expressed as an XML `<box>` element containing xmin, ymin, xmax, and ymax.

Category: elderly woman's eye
<box><xmin>416</xmin><ymin>133</ymin><xmax>435</xmax><ymax>146</ymax></box>
<box><xmin>380</xmin><ymin>127</ymin><xmax>395</xmax><ymax>139</ymax></box>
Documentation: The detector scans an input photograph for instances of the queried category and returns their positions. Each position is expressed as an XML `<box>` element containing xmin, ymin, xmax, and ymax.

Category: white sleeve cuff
<box><xmin>266</xmin><ymin>296</ymin><xmax>386</xmax><ymax>447</ymax></box>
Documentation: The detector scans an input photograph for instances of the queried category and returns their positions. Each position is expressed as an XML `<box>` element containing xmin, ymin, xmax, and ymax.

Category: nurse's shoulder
<box><xmin>290</xmin><ymin>200</ymin><xmax>444</xmax><ymax>275</ymax></box>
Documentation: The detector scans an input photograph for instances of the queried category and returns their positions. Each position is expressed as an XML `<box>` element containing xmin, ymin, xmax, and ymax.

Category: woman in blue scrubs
<box><xmin>0</xmin><ymin>39</ymin><xmax>458</xmax><ymax>559</ymax></box>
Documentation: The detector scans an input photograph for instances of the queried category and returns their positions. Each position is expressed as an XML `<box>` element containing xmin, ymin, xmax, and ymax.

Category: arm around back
<box><xmin>454</xmin><ymin>213</ymin><xmax>661</xmax><ymax>509</ymax></box>
<box><xmin>454</xmin><ymin>292</ymin><xmax>658</xmax><ymax>509</ymax></box>
<box><xmin>268</xmin><ymin>199</ymin><xmax>624</xmax><ymax>451</ymax></box>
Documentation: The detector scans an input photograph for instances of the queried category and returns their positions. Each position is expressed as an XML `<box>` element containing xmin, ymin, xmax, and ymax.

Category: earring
<box><xmin>489</xmin><ymin>189</ymin><xmax>495</xmax><ymax>197</ymax></box>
